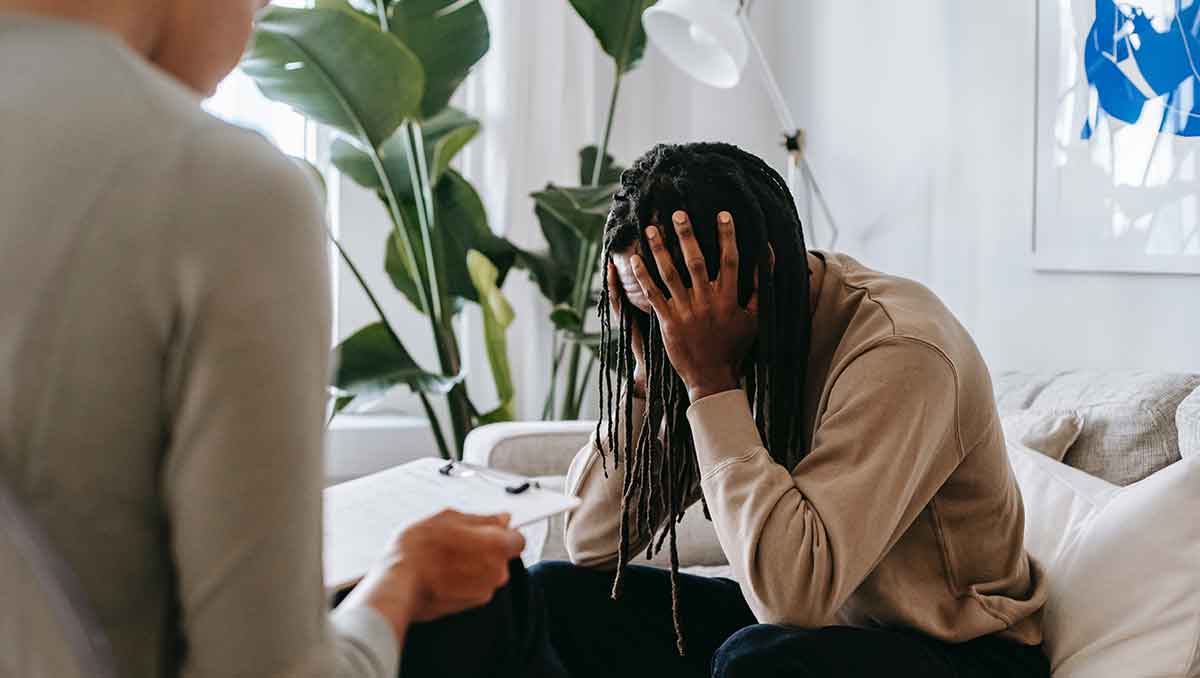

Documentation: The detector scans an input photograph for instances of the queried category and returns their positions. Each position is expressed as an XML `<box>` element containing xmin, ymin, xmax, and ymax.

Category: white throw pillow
<box><xmin>1007</xmin><ymin>444</ymin><xmax>1200</xmax><ymax>677</ymax></box>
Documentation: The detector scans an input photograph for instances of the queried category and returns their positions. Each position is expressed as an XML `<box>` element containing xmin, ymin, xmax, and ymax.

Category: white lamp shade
<box><xmin>642</xmin><ymin>0</ymin><xmax>748</xmax><ymax>89</ymax></box>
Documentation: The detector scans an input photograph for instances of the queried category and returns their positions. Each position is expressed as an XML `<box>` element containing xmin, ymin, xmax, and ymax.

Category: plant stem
<box><xmin>397</xmin><ymin>119</ymin><xmax>474</xmax><ymax>456</ymax></box>
<box><xmin>543</xmin><ymin>333</ymin><xmax>565</xmax><ymax>420</ymax></box>
<box><xmin>417</xmin><ymin>391</ymin><xmax>453</xmax><ymax>460</ymax></box>
<box><xmin>560</xmin><ymin>64</ymin><xmax>624</xmax><ymax>418</ymax></box>
<box><xmin>574</xmin><ymin>350</ymin><xmax>597</xmax><ymax>412</ymax></box>
<box><xmin>374</xmin><ymin>0</ymin><xmax>388</xmax><ymax>31</ymax></box>
<box><xmin>328</xmin><ymin>232</ymin><xmax>452</xmax><ymax>460</ymax></box>
<box><xmin>590</xmin><ymin>65</ymin><xmax>622</xmax><ymax>186</ymax></box>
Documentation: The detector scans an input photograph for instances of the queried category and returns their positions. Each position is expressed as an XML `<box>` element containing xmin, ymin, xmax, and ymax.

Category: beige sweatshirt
<box><xmin>565</xmin><ymin>252</ymin><xmax>1047</xmax><ymax>645</ymax></box>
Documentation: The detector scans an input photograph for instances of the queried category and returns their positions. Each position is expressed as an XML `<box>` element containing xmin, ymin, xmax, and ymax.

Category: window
<box><xmin>203</xmin><ymin>1</ymin><xmax>311</xmax><ymax>160</ymax></box>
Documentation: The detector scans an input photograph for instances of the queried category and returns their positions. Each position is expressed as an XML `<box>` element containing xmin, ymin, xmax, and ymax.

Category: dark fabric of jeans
<box><xmin>528</xmin><ymin>560</ymin><xmax>1052</xmax><ymax>678</ymax></box>
<box><xmin>396</xmin><ymin>559</ymin><xmax>568</xmax><ymax>678</ymax></box>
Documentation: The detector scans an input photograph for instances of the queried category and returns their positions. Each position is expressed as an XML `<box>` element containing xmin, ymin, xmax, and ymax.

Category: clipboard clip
<box><xmin>438</xmin><ymin>461</ymin><xmax>539</xmax><ymax>495</ymax></box>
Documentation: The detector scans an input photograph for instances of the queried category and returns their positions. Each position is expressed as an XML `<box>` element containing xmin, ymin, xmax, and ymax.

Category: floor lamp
<box><xmin>643</xmin><ymin>0</ymin><xmax>840</xmax><ymax>249</ymax></box>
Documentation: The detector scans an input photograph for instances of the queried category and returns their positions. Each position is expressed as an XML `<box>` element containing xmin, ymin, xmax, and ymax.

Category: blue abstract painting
<box><xmin>1082</xmin><ymin>0</ymin><xmax>1200</xmax><ymax>138</ymax></box>
<box><xmin>1035</xmin><ymin>0</ymin><xmax>1200</xmax><ymax>274</ymax></box>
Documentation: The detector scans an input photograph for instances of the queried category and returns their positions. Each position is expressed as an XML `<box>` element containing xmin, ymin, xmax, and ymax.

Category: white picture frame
<box><xmin>1034</xmin><ymin>0</ymin><xmax>1200</xmax><ymax>275</ymax></box>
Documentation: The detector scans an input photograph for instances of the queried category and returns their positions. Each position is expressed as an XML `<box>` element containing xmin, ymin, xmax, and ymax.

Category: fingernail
<box><xmin>719</xmin><ymin>211</ymin><xmax>732</xmax><ymax>224</ymax></box>
<box><xmin>673</xmin><ymin>211</ymin><xmax>687</xmax><ymax>224</ymax></box>
<box><xmin>645</xmin><ymin>226</ymin><xmax>658</xmax><ymax>240</ymax></box>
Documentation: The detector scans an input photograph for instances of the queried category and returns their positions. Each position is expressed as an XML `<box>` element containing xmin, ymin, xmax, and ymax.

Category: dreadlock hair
<box><xmin>594</xmin><ymin>142</ymin><xmax>812</xmax><ymax>655</ymax></box>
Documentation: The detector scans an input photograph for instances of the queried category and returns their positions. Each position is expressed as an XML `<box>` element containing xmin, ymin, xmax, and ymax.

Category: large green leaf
<box><xmin>466</xmin><ymin>250</ymin><xmax>515</xmax><ymax>423</ymax></box>
<box><xmin>380</xmin><ymin>170</ymin><xmax>516</xmax><ymax>309</ymax></box>
<box><xmin>331</xmin><ymin>107</ymin><xmax>480</xmax><ymax>199</ymax></box>
<box><xmin>514</xmin><ymin>245</ymin><xmax>572</xmax><ymax>307</ymax></box>
<box><xmin>568</xmin><ymin>0</ymin><xmax>657</xmax><ymax>73</ymax></box>
<box><xmin>530</xmin><ymin>184</ymin><xmax>616</xmax><ymax>241</ymax></box>
<box><xmin>243</xmin><ymin>5</ymin><xmax>424</xmax><ymax>148</ymax></box>
<box><xmin>388</xmin><ymin>0</ymin><xmax>490</xmax><ymax>118</ymax></box>
<box><xmin>579</xmin><ymin>145</ymin><xmax>624</xmax><ymax>185</ymax></box>
<box><xmin>513</xmin><ymin>192</ymin><xmax>599</xmax><ymax>306</ymax></box>
<box><xmin>333</xmin><ymin>322</ymin><xmax>463</xmax><ymax>397</ymax></box>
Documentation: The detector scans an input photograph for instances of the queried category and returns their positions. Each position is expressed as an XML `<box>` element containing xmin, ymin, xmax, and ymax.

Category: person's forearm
<box><xmin>563</xmin><ymin>391</ymin><xmax>649</xmax><ymax>568</ymax></box>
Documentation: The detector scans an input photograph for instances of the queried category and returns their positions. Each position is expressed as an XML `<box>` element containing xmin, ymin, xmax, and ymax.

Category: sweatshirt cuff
<box><xmin>330</xmin><ymin>604</ymin><xmax>400</xmax><ymax>678</ymax></box>
<box><xmin>686</xmin><ymin>389</ymin><xmax>766</xmax><ymax>475</ymax></box>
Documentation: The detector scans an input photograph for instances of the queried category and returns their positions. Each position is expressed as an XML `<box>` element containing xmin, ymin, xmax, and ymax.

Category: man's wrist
<box><xmin>684</xmin><ymin>370</ymin><xmax>740</xmax><ymax>402</ymax></box>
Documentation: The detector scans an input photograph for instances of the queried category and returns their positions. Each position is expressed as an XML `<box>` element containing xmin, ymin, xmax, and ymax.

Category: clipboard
<box><xmin>323</xmin><ymin>457</ymin><xmax>580</xmax><ymax>591</ymax></box>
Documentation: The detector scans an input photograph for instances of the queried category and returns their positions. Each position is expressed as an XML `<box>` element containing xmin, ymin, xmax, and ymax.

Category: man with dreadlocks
<box><xmin>529</xmin><ymin>142</ymin><xmax>1049</xmax><ymax>678</ymax></box>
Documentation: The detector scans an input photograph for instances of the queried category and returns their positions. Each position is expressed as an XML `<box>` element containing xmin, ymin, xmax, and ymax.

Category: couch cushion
<box><xmin>1007</xmin><ymin>444</ymin><xmax>1200</xmax><ymax>678</ymax></box>
<box><xmin>1000</xmin><ymin>410</ymin><xmax>1084</xmax><ymax>461</ymax></box>
<box><xmin>994</xmin><ymin>371</ymin><xmax>1200</xmax><ymax>485</ymax></box>
<box><xmin>1179</xmin><ymin>387</ymin><xmax>1200</xmax><ymax>461</ymax></box>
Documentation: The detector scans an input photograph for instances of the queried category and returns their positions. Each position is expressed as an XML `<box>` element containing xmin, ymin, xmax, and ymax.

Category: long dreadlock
<box><xmin>594</xmin><ymin>142</ymin><xmax>812</xmax><ymax>655</ymax></box>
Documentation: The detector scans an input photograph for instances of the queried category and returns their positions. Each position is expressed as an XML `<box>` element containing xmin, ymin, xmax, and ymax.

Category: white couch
<box><xmin>463</xmin><ymin>370</ymin><xmax>1200</xmax><ymax>676</ymax></box>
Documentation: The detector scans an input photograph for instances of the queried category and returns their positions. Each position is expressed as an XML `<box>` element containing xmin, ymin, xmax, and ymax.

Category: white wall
<box><xmin>774</xmin><ymin>0</ymin><xmax>1200</xmax><ymax>374</ymax></box>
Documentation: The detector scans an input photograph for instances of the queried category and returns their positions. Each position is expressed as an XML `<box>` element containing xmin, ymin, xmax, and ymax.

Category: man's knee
<box><xmin>712</xmin><ymin>624</ymin><xmax>820</xmax><ymax>678</ymax></box>
<box><xmin>527</xmin><ymin>560</ymin><xmax>613</xmax><ymax>615</ymax></box>
<box><xmin>528</xmin><ymin>560</ymin><xmax>592</xmax><ymax>597</ymax></box>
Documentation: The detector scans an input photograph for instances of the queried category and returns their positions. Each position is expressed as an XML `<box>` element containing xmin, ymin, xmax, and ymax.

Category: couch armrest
<box><xmin>462</xmin><ymin>421</ymin><xmax>595</xmax><ymax>478</ymax></box>
<box><xmin>463</xmin><ymin>422</ymin><xmax>594</xmax><ymax>564</ymax></box>
<box><xmin>463</xmin><ymin>421</ymin><xmax>728</xmax><ymax>570</ymax></box>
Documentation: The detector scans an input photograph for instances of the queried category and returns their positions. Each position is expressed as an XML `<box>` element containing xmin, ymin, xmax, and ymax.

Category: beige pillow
<box><xmin>1178</xmin><ymin>387</ymin><xmax>1200</xmax><ymax>460</ymax></box>
<box><xmin>1001</xmin><ymin>410</ymin><xmax>1084</xmax><ymax>461</ymax></box>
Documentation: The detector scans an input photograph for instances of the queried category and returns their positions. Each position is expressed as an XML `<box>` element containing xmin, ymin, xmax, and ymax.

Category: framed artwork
<box><xmin>1035</xmin><ymin>0</ymin><xmax>1200</xmax><ymax>274</ymax></box>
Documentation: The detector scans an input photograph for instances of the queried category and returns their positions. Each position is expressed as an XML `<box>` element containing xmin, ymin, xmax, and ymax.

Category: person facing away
<box><xmin>0</xmin><ymin>1</ymin><xmax>569</xmax><ymax>677</ymax></box>
<box><xmin>529</xmin><ymin>143</ymin><xmax>1052</xmax><ymax>678</ymax></box>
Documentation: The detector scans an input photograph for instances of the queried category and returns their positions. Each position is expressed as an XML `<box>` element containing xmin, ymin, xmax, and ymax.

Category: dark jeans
<box><xmin>397</xmin><ymin>559</ymin><xmax>568</xmax><ymax>678</ymax></box>
<box><xmin>528</xmin><ymin>560</ymin><xmax>1051</xmax><ymax>678</ymax></box>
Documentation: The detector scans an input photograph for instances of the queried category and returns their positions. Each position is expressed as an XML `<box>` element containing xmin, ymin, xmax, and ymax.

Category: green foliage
<box><xmin>388</xmin><ymin>0</ymin><xmax>491</xmax><ymax>118</ymax></box>
<box><xmin>567</xmin><ymin>0</ymin><xmax>657</xmax><ymax>73</ymax></box>
<box><xmin>333</xmin><ymin>322</ymin><xmax>464</xmax><ymax>399</ymax></box>
<box><xmin>466</xmin><ymin>250</ymin><xmax>516</xmax><ymax>424</ymax></box>
<box><xmin>244</xmin><ymin>5</ymin><xmax>423</xmax><ymax>146</ymax></box>
<box><xmin>330</xmin><ymin>107</ymin><xmax>480</xmax><ymax>198</ymax></box>
<box><xmin>245</xmin><ymin>0</ymin><xmax>512</xmax><ymax>459</ymax></box>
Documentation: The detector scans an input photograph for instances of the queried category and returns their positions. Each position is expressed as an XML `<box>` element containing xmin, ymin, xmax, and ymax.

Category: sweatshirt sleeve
<box><xmin>686</xmin><ymin>338</ymin><xmax>964</xmax><ymax>627</ymax></box>
<box><xmin>162</xmin><ymin>125</ymin><xmax>398</xmax><ymax>678</ymax></box>
<box><xmin>563</xmin><ymin>391</ymin><xmax>703</xmax><ymax>568</ymax></box>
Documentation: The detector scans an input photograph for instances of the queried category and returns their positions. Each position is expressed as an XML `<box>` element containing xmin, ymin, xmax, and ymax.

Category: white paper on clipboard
<box><xmin>323</xmin><ymin>457</ymin><xmax>579</xmax><ymax>591</ymax></box>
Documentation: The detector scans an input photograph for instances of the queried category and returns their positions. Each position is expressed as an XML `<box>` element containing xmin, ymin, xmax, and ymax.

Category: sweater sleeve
<box><xmin>161</xmin><ymin>125</ymin><xmax>398</xmax><ymax>678</ymax></box>
<box><xmin>563</xmin><ymin>391</ymin><xmax>703</xmax><ymax>569</ymax></box>
<box><xmin>686</xmin><ymin>339</ymin><xmax>964</xmax><ymax>627</ymax></box>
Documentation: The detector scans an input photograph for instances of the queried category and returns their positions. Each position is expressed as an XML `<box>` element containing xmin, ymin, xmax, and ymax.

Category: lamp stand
<box><xmin>737</xmin><ymin>2</ymin><xmax>839</xmax><ymax>249</ymax></box>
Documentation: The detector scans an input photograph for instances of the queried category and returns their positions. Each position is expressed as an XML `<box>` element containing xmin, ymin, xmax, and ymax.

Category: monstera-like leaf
<box><xmin>243</xmin><ymin>5</ymin><xmax>424</xmax><ymax>148</ymax></box>
<box><xmin>568</xmin><ymin>0</ymin><xmax>657</xmax><ymax>73</ymax></box>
